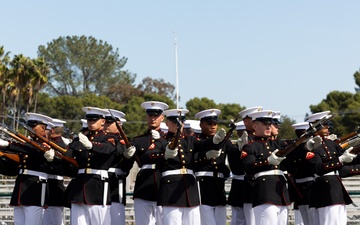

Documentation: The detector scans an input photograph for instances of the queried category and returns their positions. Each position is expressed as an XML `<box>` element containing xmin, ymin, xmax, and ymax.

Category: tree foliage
<box><xmin>38</xmin><ymin>35</ymin><xmax>136</xmax><ymax>98</ymax></box>
<box><xmin>309</xmin><ymin>91</ymin><xmax>360</xmax><ymax>136</ymax></box>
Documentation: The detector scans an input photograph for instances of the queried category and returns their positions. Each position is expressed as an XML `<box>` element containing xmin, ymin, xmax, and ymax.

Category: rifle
<box><xmin>340</xmin><ymin>135</ymin><xmax>360</xmax><ymax>149</ymax></box>
<box><xmin>0</xmin><ymin>151</ymin><xmax>20</xmax><ymax>163</ymax></box>
<box><xmin>217</xmin><ymin>115</ymin><xmax>241</xmax><ymax>149</ymax></box>
<box><xmin>276</xmin><ymin>113</ymin><xmax>336</xmax><ymax>157</ymax></box>
<box><xmin>0</xmin><ymin>124</ymin><xmax>78</xmax><ymax>167</ymax></box>
<box><xmin>167</xmin><ymin>113</ymin><xmax>182</xmax><ymax>150</ymax></box>
<box><xmin>9</xmin><ymin>116</ymin><xmax>68</xmax><ymax>155</ymax></box>
<box><xmin>349</xmin><ymin>146</ymin><xmax>360</xmax><ymax>155</ymax></box>
<box><xmin>108</xmin><ymin>110</ymin><xmax>142</xmax><ymax>166</ymax></box>
<box><xmin>335</xmin><ymin>128</ymin><xmax>359</xmax><ymax>144</ymax></box>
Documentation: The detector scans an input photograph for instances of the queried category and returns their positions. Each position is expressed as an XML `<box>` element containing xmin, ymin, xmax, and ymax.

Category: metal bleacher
<box><xmin>0</xmin><ymin>175</ymin><xmax>359</xmax><ymax>225</ymax></box>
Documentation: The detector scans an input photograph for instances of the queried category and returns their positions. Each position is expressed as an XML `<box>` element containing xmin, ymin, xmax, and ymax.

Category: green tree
<box><xmin>309</xmin><ymin>91</ymin><xmax>360</xmax><ymax>137</ymax></box>
<box><xmin>32</xmin><ymin>57</ymin><xmax>49</xmax><ymax>112</ymax></box>
<box><xmin>0</xmin><ymin>46</ymin><xmax>10</xmax><ymax>123</ymax></box>
<box><xmin>185</xmin><ymin>97</ymin><xmax>218</xmax><ymax>119</ymax></box>
<box><xmin>278</xmin><ymin>115</ymin><xmax>297</xmax><ymax>139</ymax></box>
<box><xmin>8</xmin><ymin>54</ymin><xmax>41</xmax><ymax>129</ymax></box>
<box><xmin>38</xmin><ymin>35</ymin><xmax>136</xmax><ymax>98</ymax></box>
<box><xmin>137</xmin><ymin>76</ymin><xmax>176</xmax><ymax>102</ymax></box>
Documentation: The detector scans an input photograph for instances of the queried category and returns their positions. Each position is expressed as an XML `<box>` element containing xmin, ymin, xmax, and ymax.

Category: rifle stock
<box><xmin>108</xmin><ymin>110</ymin><xmax>142</xmax><ymax>166</ymax></box>
<box><xmin>11</xmin><ymin>118</ymin><xmax>68</xmax><ymax>154</ymax></box>
<box><xmin>276</xmin><ymin>113</ymin><xmax>336</xmax><ymax>157</ymax></box>
<box><xmin>15</xmin><ymin>132</ymin><xmax>78</xmax><ymax>167</ymax></box>
<box><xmin>0</xmin><ymin>151</ymin><xmax>20</xmax><ymax>163</ymax></box>
<box><xmin>1</xmin><ymin>124</ymin><xmax>78</xmax><ymax>167</ymax></box>
<box><xmin>168</xmin><ymin>120</ymin><xmax>182</xmax><ymax>150</ymax></box>
<box><xmin>218</xmin><ymin>116</ymin><xmax>240</xmax><ymax>149</ymax></box>
<box><xmin>336</xmin><ymin>131</ymin><xmax>358</xmax><ymax>144</ymax></box>
<box><xmin>350</xmin><ymin>146</ymin><xmax>360</xmax><ymax>155</ymax></box>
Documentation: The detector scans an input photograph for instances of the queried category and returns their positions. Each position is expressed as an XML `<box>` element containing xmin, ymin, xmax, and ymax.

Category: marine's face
<box><xmin>253</xmin><ymin>121</ymin><xmax>272</xmax><ymax>138</ymax></box>
<box><xmin>104</xmin><ymin>120</ymin><xmax>120</xmax><ymax>134</ymax></box>
<box><xmin>316</xmin><ymin>125</ymin><xmax>330</xmax><ymax>137</ymax></box>
<box><xmin>32</xmin><ymin>124</ymin><xmax>46</xmax><ymax>137</ymax></box>
<box><xmin>200</xmin><ymin>121</ymin><xmax>218</xmax><ymax>136</ymax></box>
<box><xmin>146</xmin><ymin>114</ymin><xmax>164</xmax><ymax>130</ymax></box>
<box><xmin>271</xmin><ymin>123</ymin><xmax>279</xmax><ymax>136</ymax></box>
<box><xmin>87</xmin><ymin>118</ymin><xmax>105</xmax><ymax>131</ymax></box>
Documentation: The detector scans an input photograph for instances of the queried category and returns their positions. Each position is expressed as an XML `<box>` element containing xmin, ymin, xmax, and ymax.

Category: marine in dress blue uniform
<box><xmin>157</xmin><ymin>109</ymin><xmax>223</xmax><ymax>225</ymax></box>
<box><xmin>241</xmin><ymin>110</ymin><xmax>291</xmax><ymax>225</ymax></box>
<box><xmin>103</xmin><ymin>109</ymin><xmax>134</xmax><ymax>225</ymax></box>
<box><xmin>305</xmin><ymin>111</ymin><xmax>354</xmax><ymax>225</ymax></box>
<box><xmin>193</xmin><ymin>109</ymin><xmax>230</xmax><ymax>225</ymax></box>
<box><xmin>2</xmin><ymin>113</ymin><xmax>53</xmax><ymax>225</ymax></box>
<box><xmin>43</xmin><ymin>118</ymin><xmax>69</xmax><ymax>225</ymax></box>
<box><xmin>229</xmin><ymin>106</ymin><xmax>263</xmax><ymax>225</ymax></box>
<box><xmin>131</xmin><ymin>101</ymin><xmax>169</xmax><ymax>225</ymax></box>
<box><xmin>65</xmin><ymin>107</ymin><xmax>118</xmax><ymax>225</ymax></box>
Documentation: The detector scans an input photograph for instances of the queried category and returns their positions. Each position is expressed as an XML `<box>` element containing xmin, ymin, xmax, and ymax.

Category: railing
<box><xmin>0</xmin><ymin>176</ymin><xmax>359</xmax><ymax>224</ymax></box>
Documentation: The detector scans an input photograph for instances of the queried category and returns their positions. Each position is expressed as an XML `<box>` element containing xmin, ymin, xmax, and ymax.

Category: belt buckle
<box><xmin>85</xmin><ymin>168</ymin><xmax>92</xmax><ymax>174</ymax></box>
<box><xmin>180</xmin><ymin>168</ymin><xmax>187</xmax><ymax>174</ymax></box>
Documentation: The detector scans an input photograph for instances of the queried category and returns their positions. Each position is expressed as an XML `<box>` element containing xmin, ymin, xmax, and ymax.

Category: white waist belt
<box><xmin>141</xmin><ymin>164</ymin><xmax>156</xmax><ymax>170</ymax></box>
<box><xmin>19</xmin><ymin>169</ymin><xmax>48</xmax><ymax>180</ymax></box>
<box><xmin>232</xmin><ymin>174</ymin><xmax>245</xmax><ymax>180</ymax></box>
<box><xmin>315</xmin><ymin>171</ymin><xmax>338</xmax><ymax>178</ymax></box>
<box><xmin>254</xmin><ymin>170</ymin><xmax>285</xmax><ymax>179</ymax></box>
<box><xmin>78</xmin><ymin>168</ymin><xmax>109</xmax><ymax>179</ymax></box>
<box><xmin>195</xmin><ymin>171</ymin><xmax>224</xmax><ymax>178</ymax></box>
<box><xmin>108</xmin><ymin>168</ymin><xmax>124</xmax><ymax>176</ymax></box>
<box><xmin>295</xmin><ymin>177</ymin><xmax>314</xmax><ymax>183</ymax></box>
<box><xmin>48</xmin><ymin>175</ymin><xmax>64</xmax><ymax>180</ymax></box>
<box><xmin>162</xmin><ymin>169</ymin><xmax>194</xmax><ymax>177</ymax></box>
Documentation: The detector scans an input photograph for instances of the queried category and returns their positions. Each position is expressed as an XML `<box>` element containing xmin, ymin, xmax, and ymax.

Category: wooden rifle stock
<box><xmin>276</xmin><ymin>135</ymin><xmax>309</xmax><ymax>157</ymax></box>
<box><xmin>168</xmin><ymin>123</ymin><xmax>182</xmax><ymax>150</ymax></box>
<box><xmin>15</xmin><ymin>120</ymin><xmax>68</xmax><ymax>154</ymax></box>
<box><xmin>15</xmin><ymin>132</ymin><xmax>78</xmax><ymax>167</ymax></box>
<box><xmin>108</xmin><ymin>110</ymin><xmax>142</xmax><ymax>166</ymax></box>
<box><xmin>0</xmin><ymin>151</ymin><xmax>20</xmax><ymax>163</ymax></box>
<box><xmin>350</xmin><ymin>146</ymin><xmax>360</xmax><ymax>155</ymax></box>
<box><xmin>336</xmin><ymin>131</ymin><xmax>358</xmax><ymax>144</ymax></box>
<box><xmin>276</xmin><ymin>113</ymin><xmax>336</xmax><ymax>157</ymax></box>
<box><xmin>218</xmin><ymin>116</ymin><xmax>240</xmax><ymax>149</ymax></box>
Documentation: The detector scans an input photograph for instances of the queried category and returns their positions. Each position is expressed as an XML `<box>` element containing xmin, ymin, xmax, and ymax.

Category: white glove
<box><xmin>237</xmin><ymin>131</ymin><xmax>248</xmax><ymax>150</ymax></box>
<box><xmin>206</xmin><ymin>149</ymin><xmax>222</xmax><ymax>160</ymax></box>
<box><xmin>339</xmin><ymin>147</ymin><xmax>356</xmax><ymax>163</ymax></box>
<box><xmin>151</xmin><ymin>130</ymin><xmax>160</xmax><ymax>140</ymax></box>
<box><xmin>213</xmin><ymin>128</ymin><xmax>226</xmax><ymax>144</ymax></box>
<box><xmin>0</xmin><ymin>139</ymin><xmax>9</xmax><ymax>147</ymax></box>
<box><xmin>326</xmin><ymin>134</ymin><xmax>338</xmax><ymax>141</ymax></box>
<box><xmin>44</xmin><ymin>149</ymin><xmax>55</xmax><ymax>162</ymax></box>
<box><xmin>124</xmin><ymin>146</ymin><xmax>136</xmax><ymax>159</ymax></box>
<box><xmin>164</xmin><ymin>144</ymin><xmax>178</xmax><ymax>159</ymax></box>
<box><xmin>78</xmin><ymin>132</ymin><xmax>93</xmax><ymax>150</ymax></box>
<box><xmin>305</xmin><ymin>136</ymin><xmax>322</xmax><ymax>151</ymax></box>
<box><xmin>267</xmin><ymin>149</ymin><xmax>286</xmax><ymax>166</ymax></box>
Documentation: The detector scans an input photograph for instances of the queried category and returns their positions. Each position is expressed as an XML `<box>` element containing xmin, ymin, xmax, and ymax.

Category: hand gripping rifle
<box><xmin>9</xmin><ymin>115</ymin><xmax>68</xmax><ymax>155</ymax></box>
<box><xmin>217</xmin><ymin>115</ymin><xmax>241</xmax><ymax>150</ymax></box>
<box><xmin>276</xmin><ymin>113</ymin><xmax>336</xmax><ymax>157</ymax></box>
<box><xmin>167</xmin><ymin>113</ymin><xmax>182</xmax><ymax>150</ymax></box>
<box><xmin>3</xmin><ymin>118</ymin><xmax>78</xmax><ymax>167</ymax></box>
<box><xmin>108</xmin><ymin>110</ymin><xmax>142</xmax><ymax>166</ymax></box>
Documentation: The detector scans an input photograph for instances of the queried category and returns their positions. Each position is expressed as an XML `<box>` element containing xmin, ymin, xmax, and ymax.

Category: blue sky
<box><xmin>2</xmin><ymin>1</ymin><xmax>360</xmax><ymax>122</ymax></box>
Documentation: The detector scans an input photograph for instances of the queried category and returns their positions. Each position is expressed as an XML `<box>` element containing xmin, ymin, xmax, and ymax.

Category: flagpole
<box><xmin>174</xmin><ymin>33</ymin><xmax>179</xmax><ymax>109</ymax></box>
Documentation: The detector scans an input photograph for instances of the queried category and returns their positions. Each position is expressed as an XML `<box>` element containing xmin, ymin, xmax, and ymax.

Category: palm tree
<box><xmin>9</xmin><ymin>54</ymin><xmax>36</xmax><ymax>129</ymax></box>
<box><xmin>32</xmin><ymin>57</ymin><xmax>49</xmax><ymax>112</ymax></box>
<box><xmin>0</xmin><ymin>46</ymin><xmax>10</xmax><ymax>124</ymax></box>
